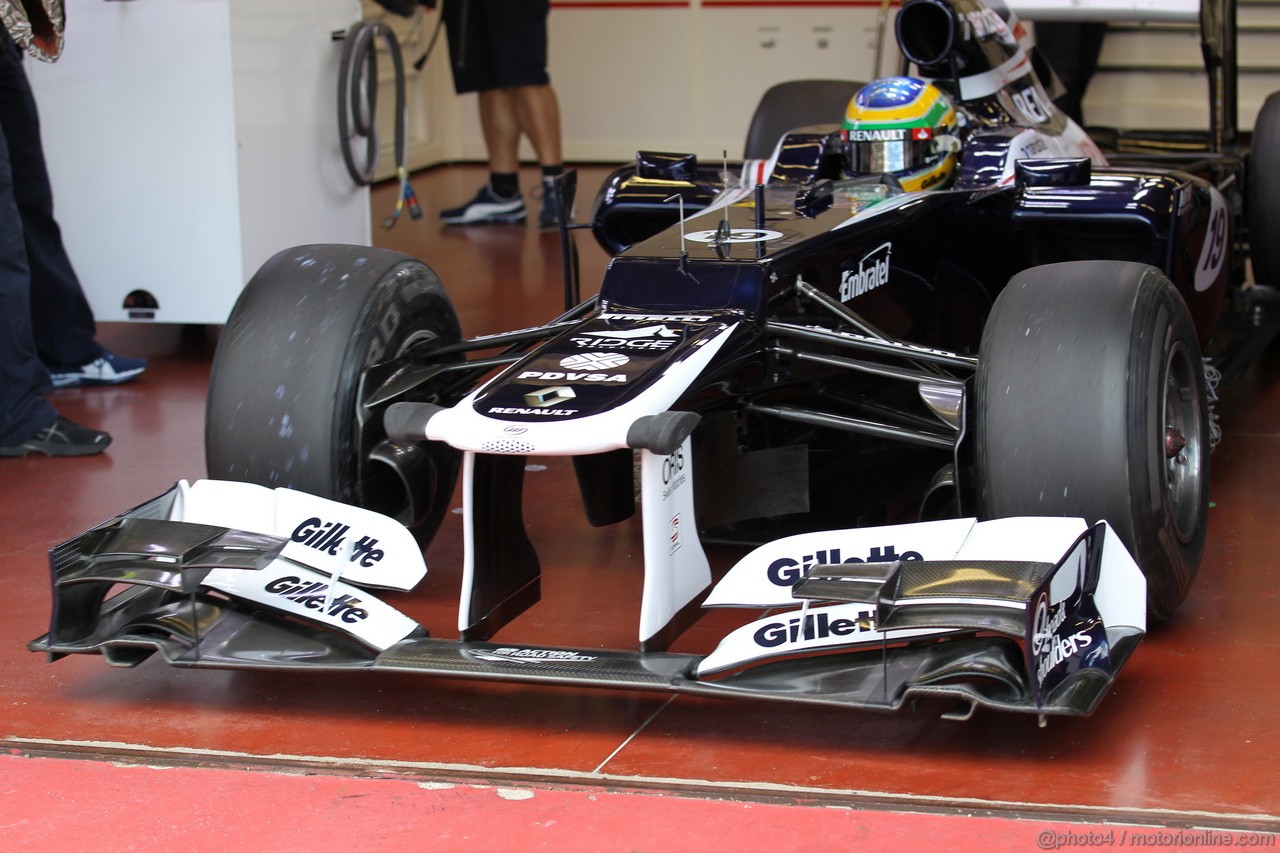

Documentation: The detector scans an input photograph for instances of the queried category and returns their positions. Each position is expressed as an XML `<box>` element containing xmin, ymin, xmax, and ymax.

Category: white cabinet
<box><xmin>29</xmin><ymin>0</ymin><xmax>371</xmax><ymax>324</ymax></box>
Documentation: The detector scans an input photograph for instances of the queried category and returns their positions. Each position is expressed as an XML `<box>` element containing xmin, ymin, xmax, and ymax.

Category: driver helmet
<box><xmin>841</xmin><ymin>77</ymin><xmax>959</xmax><ymax>192</ymax></box>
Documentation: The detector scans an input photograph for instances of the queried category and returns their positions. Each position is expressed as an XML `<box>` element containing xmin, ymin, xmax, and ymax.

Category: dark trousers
<box><xmin>0</xmin><ymin>29</ymin><xmax>101</xmax><ymax>444</ymax></box>
<box><xmin>441</xmin><ymin>0</ymin><xmax>550</xmax><ymax>94</ymax></box>
<box><xmin>1036</xmin><ymin>22</ymin><xmax>1108</xmax><ymax>126</ymax></box>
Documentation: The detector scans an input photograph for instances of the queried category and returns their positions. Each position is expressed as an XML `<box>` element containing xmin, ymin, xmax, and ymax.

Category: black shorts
<box><xmin>442</xmin><ymin>0</ymin><xmax>551</xmax><ymax>94</ymax></box>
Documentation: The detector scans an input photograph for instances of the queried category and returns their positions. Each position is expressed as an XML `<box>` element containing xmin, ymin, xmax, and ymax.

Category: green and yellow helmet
<box><xmin>841</xmin><ymin>76</ymin><xmax>959</xmax><ymax>192</ymax></box>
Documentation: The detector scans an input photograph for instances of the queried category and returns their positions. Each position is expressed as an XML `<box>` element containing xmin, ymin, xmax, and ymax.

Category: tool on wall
<box><xmin>336</xmin><ymin>2</ymin><xmax>444</xmax><ymax>229</ymax></box>
<box><xmin>336</xmin><ymin>20</ymin><xmax>421</xmax><ymax>228</ymax></box>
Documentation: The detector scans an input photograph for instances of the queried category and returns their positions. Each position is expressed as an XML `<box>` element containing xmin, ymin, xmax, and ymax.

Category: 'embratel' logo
<box><xmin>840</xmin><ymin>242</ymin><xmax>892</xmax><ymax>302</ymax></box>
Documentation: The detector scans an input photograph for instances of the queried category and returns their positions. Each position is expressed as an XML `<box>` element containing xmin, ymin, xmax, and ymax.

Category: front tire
<box><xmin>976</xmin><ymin>261</ymin><xmax>1209</xmax><ymax>621</ymax></box>
<box><xmin>206</xmin><ymin>244</ymin><xmax>462</xmax><ymax>539</ymax></box>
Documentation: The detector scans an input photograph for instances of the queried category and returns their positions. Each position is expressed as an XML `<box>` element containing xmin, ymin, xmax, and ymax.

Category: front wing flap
<box><xmin>31</xmin><ymin>488</ymin><xmax>1146</xmax><ymax>719</ymax></box>
<box><xmin>33</xmin><ymin>487</ymin><xmax>425</xmax><ymax>665</ymax></box>
<box><xmin>694</xmin><ymin>519</ymin><xmax>1144</xmax><ymax>716</ymax></box>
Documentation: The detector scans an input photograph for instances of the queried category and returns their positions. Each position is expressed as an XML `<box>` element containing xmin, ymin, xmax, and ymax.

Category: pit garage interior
<box><xmin>4</xmin><ymin>1</ymin><xmax>1280</xmax><ymax>849</ymax></box>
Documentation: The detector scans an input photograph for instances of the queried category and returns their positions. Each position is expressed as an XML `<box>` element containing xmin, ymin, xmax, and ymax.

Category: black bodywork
<box><xmin>582</xmin><ymin>153</ymin><xmax>1228</xmax><ymax>538</ymax></box>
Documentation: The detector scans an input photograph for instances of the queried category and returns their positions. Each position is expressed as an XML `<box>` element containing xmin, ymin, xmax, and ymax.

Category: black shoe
<box><xmin>0</xmin><ymin>416</ymin><xmax>112</xmax><ymax>457</ymax></box>
<box><xmin>538</xmin><ymin>177</ymin><xmax>579</xmax><ymax>230</ymax></box>
<box><xmin>538</xmin><ymin>178</ymin><xmax>562</xmax><ymax>229</ymax></box>
<box><xmin>440</xmin><ymin>183</ymin><xmax>526</xmax><ymax>225</ymax></box>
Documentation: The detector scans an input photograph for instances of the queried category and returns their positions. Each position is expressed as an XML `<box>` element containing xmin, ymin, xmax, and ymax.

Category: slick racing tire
<box><xmin>976</xmin><ymin>261</ymin><xmax>1209</xmax><ymax>621</ymax></box>
<box><xmin>1248</xmin><ymin>91</ymin><xmax>1280</xmax><ymax>287</ymax></box>
<box><xmin>206</xmin><ymin>244</ymin><xmax>462</xmax><ymax>539</ymax></box>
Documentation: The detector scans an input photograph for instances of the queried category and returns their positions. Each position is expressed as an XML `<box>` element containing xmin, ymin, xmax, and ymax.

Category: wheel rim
<box><xmin>1162</xmin><ymin>341</ymin><xmax>1203</xmax><ymax>544</ymax></box>
<box><xmin>354</xmin><ymin>327</ymin><xmax>448</xmax><ymax>521</ymax></box>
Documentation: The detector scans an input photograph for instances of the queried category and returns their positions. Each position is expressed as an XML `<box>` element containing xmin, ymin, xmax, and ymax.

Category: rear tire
<box><xmin>976</xmin><ymin>261</ymin><xmax>1209</xmax><ymax>621</ymax></box>
<box><xmin>1248</xmin><ymin>91</ymin><xmax>1280</xmax><ymax>286</ymax></box>
<box><xmin>206</xmin><ymin>244</ymin><xmax>462</xmax><ymax>539</ymax></box>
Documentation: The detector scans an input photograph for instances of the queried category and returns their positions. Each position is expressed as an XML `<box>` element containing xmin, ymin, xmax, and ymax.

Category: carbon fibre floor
<box><xmin>2</xmin><ymin>165</ymin><xmax>1278</xmax><ymax>846</ymax></box>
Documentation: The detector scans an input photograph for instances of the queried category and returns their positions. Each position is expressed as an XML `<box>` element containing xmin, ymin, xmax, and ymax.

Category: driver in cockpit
<box><xmin>840</xmin><ymin>76</ymin><xmax>963</xmax><ymax>192</ymax></box>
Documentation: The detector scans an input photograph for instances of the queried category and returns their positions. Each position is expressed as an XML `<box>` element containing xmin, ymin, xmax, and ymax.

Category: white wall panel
<box><xmin>698</xmin><ymin>6</ymin><xmax>893</xmax><ymax>158</ymax></box>
<box><xmin>29</xmin><ymin>0</ymin><xmax>371</xmax><ymax>325</ymax></box>
<box><xmin>407</xmin><ymin>1</ymin><xmax>1277</xmax><ymax>164</ymax></box>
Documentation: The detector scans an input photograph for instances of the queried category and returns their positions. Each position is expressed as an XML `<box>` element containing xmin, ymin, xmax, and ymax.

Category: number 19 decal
<box><xmin>1196</xmin><ymin>188</ymin><xmax>1228</xmax><ymax>292</ymax></box>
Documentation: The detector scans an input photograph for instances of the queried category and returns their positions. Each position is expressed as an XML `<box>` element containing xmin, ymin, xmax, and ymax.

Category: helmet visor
<box><xmin>843</xmin><ymin>135</ymin><xmax>935</xmax><ymax>176</ymax></box>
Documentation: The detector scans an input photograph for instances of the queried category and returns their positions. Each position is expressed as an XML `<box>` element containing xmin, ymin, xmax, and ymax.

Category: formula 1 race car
<box><xmin>31</xmin><ymin>0</ymin><xmax>1276</xmax><ymax>720</ymax></box>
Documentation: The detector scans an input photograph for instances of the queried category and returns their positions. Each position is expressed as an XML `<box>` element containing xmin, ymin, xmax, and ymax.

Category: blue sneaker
<box><xmin>440</xmin><ymin>183</ymin><xmax>526</xmax><ymax>225</ymax></box>
<box><xmin>48</xmin><ymin>350</ymin><xmax>147</xmax><ymax>388</ymax></box>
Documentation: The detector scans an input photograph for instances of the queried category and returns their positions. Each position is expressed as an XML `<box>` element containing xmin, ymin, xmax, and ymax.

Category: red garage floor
<box><xmin>1</xmin><ymin>166</ymin><xmax>1278</xmax><ymax>846</ymax></box>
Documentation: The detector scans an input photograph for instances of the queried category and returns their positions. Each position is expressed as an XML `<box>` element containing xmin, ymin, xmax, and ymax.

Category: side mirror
<box><xmin>1015</xmin><ymin>157</ymin><xmax>1092</xmax><ymax>188</ymax></box>
<box><xmin>636</xmin><ymin>151</ymin><xmax>699</xmax><ymax>181</ymax></box>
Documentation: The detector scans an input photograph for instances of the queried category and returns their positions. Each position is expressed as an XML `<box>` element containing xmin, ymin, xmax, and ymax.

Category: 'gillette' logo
<box><xmin>264</xmin><ymin>576</ymin><xmax>370</xmax><ymax>623</ymax></box>
<box><xmin>291</xmin><ymin>517</ymin><xmax>384</xmax><ymax>567</ymax></box>
<box><xmin>767</xmin><ymin>545</ymin><xmax>922</xmax><ymax>586</ymax></box>
<box><xmin>839</xmin><ymin>242</ymin><xmax>891</xmax><ymax>302</ymax></box>
<box><xmin>753</xmin><ymin>611</ymin><xmax>871</xmax><ymax>648</ymax></box>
